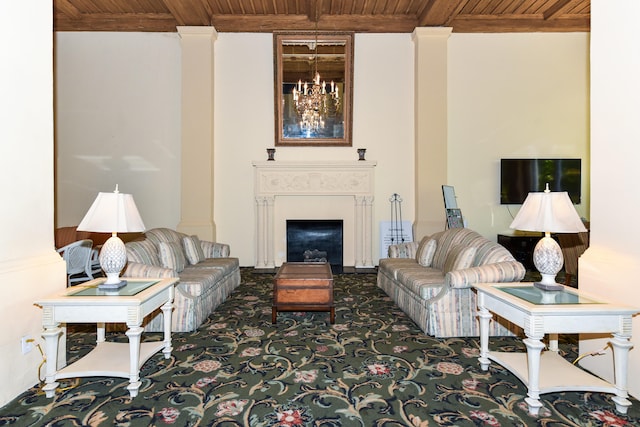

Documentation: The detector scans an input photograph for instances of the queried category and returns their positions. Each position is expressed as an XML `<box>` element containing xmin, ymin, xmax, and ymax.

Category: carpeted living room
<box><xmin>1</xmin><ymin>268</ymin><xmax>639</xmax><ymax>426</ymax></box>
<box><xmin>4</xmin><ymin>1</ymin><xmax>640</xmax><ymax>426</ymax></box>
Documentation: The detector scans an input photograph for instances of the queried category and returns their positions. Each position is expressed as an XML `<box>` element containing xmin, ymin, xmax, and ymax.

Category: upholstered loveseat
<box><xmin>123</xmin><ymin>228</ymin><xmax>240</xmax><ymax>332</ymax></box>
<box><xmin>377</xmin><ymin>227</ymin><xmax>525</xmax><ymax>337</ymax></box>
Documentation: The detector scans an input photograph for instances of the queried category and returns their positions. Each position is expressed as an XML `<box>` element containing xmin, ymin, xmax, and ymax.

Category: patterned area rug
<box><xmin>1</xmin><ymin>269</ymin><xmax>639</xmax><ymax>426</ymax></box>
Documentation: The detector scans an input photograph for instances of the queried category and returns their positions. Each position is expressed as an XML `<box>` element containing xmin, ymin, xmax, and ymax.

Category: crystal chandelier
<box><xmin>291</xmin><ymin>27</ymin><xmax>340</xmax><ymax>136</ymax></box>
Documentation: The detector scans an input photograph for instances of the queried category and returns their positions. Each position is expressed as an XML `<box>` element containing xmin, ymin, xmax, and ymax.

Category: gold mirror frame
<box><xmin>274</xmin><ymin>32</ymin><xmax>353</xmax><ymax>147</ymax></box>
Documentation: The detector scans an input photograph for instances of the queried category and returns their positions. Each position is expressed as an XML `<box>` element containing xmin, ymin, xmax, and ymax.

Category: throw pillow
<box><xmin>158</xmin><ymin>241</ymin><xmax>186</xmax><ymax>273</ymax></box>
<box><xmin>415</xmin><ymin>237</ymin><xmax>437</xmax><ymax>267</ymax></box>
<box><xmin>125</xmin><ymin>240</ymin><xmax>161</xmax><ymax>266</ymax></box>
<box><xmin>443</xmin><ymin>245</ymin><xmax>477</xmax><ymax>273</ymax></box>
<box><xmin>182</xmin><ymin>235</ymin><xmax>206</xmax><ymax>265</ymax></box>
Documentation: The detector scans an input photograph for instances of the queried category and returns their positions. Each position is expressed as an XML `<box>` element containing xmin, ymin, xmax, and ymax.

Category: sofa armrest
<box><xmin>387</xmin><ymin>242</ymin><xmax>419</xmax><ymax>258</ymax></box>
<box><xmin>445</xmin><ymin>261</ymin><xmax>526</xmax><ymax>289</ymax></box>
<box><xmin>200</xmin><ymin>240</ymin><xmax>230</xmax><ymax>258</ymax></box>
<box><xmin>123</xmin><ymin>262</ymin><xmax>178</xmax><ymax>279</ymax></box>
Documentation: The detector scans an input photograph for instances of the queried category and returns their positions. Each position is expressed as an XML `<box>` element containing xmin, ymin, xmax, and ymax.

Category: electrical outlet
<box><xmin>21</xmin><ymin>336</ymin><xmax>34</xmax><ymax>355</ymax></box>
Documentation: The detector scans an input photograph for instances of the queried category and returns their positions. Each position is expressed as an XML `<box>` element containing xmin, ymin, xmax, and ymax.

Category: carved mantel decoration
<box><xmin>253</xmin><ymin>161</ymin><xmax>376</xmax><ymax>270</ymax></box>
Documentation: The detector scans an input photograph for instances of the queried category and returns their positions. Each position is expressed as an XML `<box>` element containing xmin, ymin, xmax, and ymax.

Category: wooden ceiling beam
<box><xmin>308</xmin><ymin>0</ymin><xmax>321</xmax><ymax>23</ymax></box>
<box><xmin>164</xmin><ymin>0</ymin><xmax>212</xmax><ymax>26</ymax></box>
<box><xmin>55</xmin><ymin>13</ymin><xmax>179</xmax><ymax>32</ymax></box>
<box><xmin>418</xmin><ymin>0</ymin><xmax>469</xmax><ymax>27</ymax></box>
<box><xmin>211</xmin><ymin>14</ymin><xmax>418</xmax><ymax>33</ymax></box>
<box><xmin>451</xmin><ymin>15</ymin><xmax>590</xmax><ymax>32</ymax></box>
<box><xmin>54</xmin><ymin>0</ymin><xmax>82</xmax><ymax>19</ymax></box>
<box><xmin>51</xmin><ymin>0</ymin><xmax>590</xmax><ymax>33</ymax></box>
<box><xmin>543</xmin><ymin>0</ymin><xmax>573</xmax><ymax>20</ymax></box>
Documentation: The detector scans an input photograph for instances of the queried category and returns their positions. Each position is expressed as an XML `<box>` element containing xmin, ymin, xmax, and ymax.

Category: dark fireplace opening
<box><xmin>286</xmin><ymin>220</ymin><xmax>343</xmax><ymax>273</ymax></box>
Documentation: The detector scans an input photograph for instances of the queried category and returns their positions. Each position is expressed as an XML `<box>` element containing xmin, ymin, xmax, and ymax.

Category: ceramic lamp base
<box><xmin>99</xmin><ymin>234</ymin><xmax>128</xmax><ymax>286</ymax></box>
<box><xmin>532</xmin><ymin>235</ymin><xmax>564</xmax><ymax>289</ymax></box>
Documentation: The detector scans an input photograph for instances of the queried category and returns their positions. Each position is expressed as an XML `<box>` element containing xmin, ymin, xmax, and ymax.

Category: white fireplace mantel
<box><xmin>252</xmin><ymin>161</ymin><xmax>377</xmax><ymax>269</ymax></box>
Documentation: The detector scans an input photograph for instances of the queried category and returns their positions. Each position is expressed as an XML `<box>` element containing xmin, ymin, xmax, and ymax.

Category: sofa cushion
<box><xmin>174</xmin><ymin>267</ymin><xmax>224</xmax><ymax>297</ymax></box>
<box><xmin>443</xmin><ymin>245</ymin><xmax>477</xmax><ymax>273</ymax></box>
<box><xmin>123</xmin><ymin>262</ymin><xmax>177</xmax><ymax>278</ymax></box>
<box><xmin>188</xmin><ymin>257</ymin><xmax>240</xmax><ymax>276</ymax></box>
<box><xmin>396</xmin><ymin>268</ymin><xmax>447</xmax><ymax>300</ymax></box>
<box><xmin>474</xmin><ymin>241</ymin><xmax>515</xmax><ymax>266</ymax></box>
<box><xmin>126</xmin><ymin>240</ymin><xmax>161</xmax><ymax>266</ymax></box>
<box><xmin>431</xmin><ymin>228</ymin><xmax>474</xmax><ymax>270</ymax></box>
<box><xmin>158</xmin><ymin>241</ymin><xmax>186</xmax><ymax>273</ymax></box>
<box><xmin>378</xmin><ymin>258</ymin><xmax>422</xmax><ymax>280</ymax></box>
<box><xmin>146</xmin><ymin>228</ymin><xmax>184</xmax><ymax>246</ymax></box>
<box><xmin>182</xmin><ymin>235</ymin><xmax>206</xmax><ymax>265</ymax></box>
<box><xmin>416</xmin><ymin>237</ymin><xmax>437</xmax><ymax>267</ymax></box>
<box><xmin>200</xmin><ymin>240</ymin><xmax>231</xmax><ymax>258</ymax></box>
<box><xmin>389</xmin><ymin>241</ymin><xmax>418</xmax><ymax>258</ymax></box>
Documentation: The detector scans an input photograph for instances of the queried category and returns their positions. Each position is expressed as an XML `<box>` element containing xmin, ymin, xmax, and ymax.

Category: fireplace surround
<box><xmin>252</xmin><ymin>161</ymin><xmax>376</xmax><ymax>270</ymax></box>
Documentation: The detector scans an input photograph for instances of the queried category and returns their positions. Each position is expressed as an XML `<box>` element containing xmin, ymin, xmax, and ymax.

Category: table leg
<box><xmin>272</xmin><ymin>307</ymin><xmax>277</xmax><ymax>324</ymax></box>
<box><xmin>523</xmin><ymin>335</ymin><xmax>546</xmax><ymax>415</ymax></box>
<box><xmin>96</xmin><ymin>322</ymin><xmax>106</xmax><ymax>343</ymax></box>
<box><xmin>477</xmin><ymin>304</ymin><xmax>492</xmax><ymax>371</ymax></box>
<box><xmin>161</xmin><ymin>299</ymin><xmax>173</xmax><ymax>359</ymax></box>
<box><xmin>330</xmin><ymin>307</ymin><xmax>335</xmax><ymax>324</ymax></box>
<box><xmin>125</xmin><ymin>325</ymin><xmax>144</xmax><ymax>397</ymax></box>
<box><xmin>41</xmin><ymin>324</ymin><xmax>62</xmax><ymax>398</ymax></box>
<box><xmin>610</xmin><ymin>333</ymin><xmax>633</xmax><ymax>414</ymax></box>
<box><xmin>547</xmin><ymin>333</ymin><xmax>558</xmax><ymax>352</ymax></box>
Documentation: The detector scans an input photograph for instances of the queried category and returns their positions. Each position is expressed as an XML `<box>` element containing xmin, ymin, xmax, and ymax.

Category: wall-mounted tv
<box><xmin>500</xmin><ymin>158</ymin><xmax>581</xmax><ymax>204</ymax></box>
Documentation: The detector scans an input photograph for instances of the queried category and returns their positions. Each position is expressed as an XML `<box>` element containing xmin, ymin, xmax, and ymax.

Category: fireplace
<box><xmin>287</xmin><ymin>220</ymin><xmax>343</xmax><ymax>273</ymax></box>
<box><xmin>253</xmin><ymin>160</ymin><xmax>376</xmax><ymax>270</ymax></box>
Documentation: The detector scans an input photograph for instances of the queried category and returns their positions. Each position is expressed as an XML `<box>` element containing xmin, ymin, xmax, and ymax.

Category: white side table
<box><xmin>473</xmin><ymin>282</ymin><xmax>638</xmax><ymax>416</ymax></box>
<box><xmin>35</xmin><ymin>277</ymin><xmax>177</xmax><ymax>398</ymax></box>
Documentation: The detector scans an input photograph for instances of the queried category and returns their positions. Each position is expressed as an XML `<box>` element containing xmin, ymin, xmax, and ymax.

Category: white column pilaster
<box><xmin>412</xmin><ymin>27</ymin><xmax>452</xmax><ymax>239</ymax></box>
<box><xmin>255</xmin><ymin>195</ymin><xmax>276</xmax><ymax>269</ymax></box>
<box><xmin>177</xmin><ymin>26</ymin><xmax>218</xmax><ymax>240</ymax></box>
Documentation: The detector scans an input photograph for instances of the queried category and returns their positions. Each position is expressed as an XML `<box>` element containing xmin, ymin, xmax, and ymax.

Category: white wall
<box><xmin>579</xmin><ymin>0</ymin><xmax>640</xmax><ymax>399</ymax></box>
<box><xmin>57</xmin><ymin>32</ymin><xmax>416</xmax><ymax>265</ymax></box>
<box><xmin>448</xmin><ymin>33</ymin><xmax>590</xmax><ymax>238</ymax></box>
<box><xmin>55</xmin><ymin>32</ymin><xmax>182</xmax><ymax>230</ymax></box>
<box><xmin>213</xmin><ymin>33</ymin><xmax>415</xmax><ymax>264</ymax></box>
<box><xmin>0</xmin><ymin>2</ymin><xmax>67</xmax><ymax>407</ymax></box>
<box><xmin>55</xmin><ymin>32</ymin><xmax>588</xmax><ymax>267</ymax></box>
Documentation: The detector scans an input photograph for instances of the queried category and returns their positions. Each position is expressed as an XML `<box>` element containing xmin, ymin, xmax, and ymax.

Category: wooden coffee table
<box><xmin>272</xmin><ymin>262</ymin><xmax>334</xmax><ymax>324</ymax></box>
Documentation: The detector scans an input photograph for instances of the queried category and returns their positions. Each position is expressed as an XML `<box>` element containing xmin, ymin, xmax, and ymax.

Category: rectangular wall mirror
<box><xmin>274</xmin><ymin>32</ymin><xmax>353</xmax><ymax>146</ymax></box>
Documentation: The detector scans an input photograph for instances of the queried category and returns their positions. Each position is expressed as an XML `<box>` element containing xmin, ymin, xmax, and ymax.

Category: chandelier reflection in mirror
<box><xmin>275</xmin><ymin>31</ymin><xmax>353</xmax><ymax>146</ymax></box>
<box><xmin>292</xmin><ymin>42</ymin><xmax>340</xmax><ymax>136</ymax></box>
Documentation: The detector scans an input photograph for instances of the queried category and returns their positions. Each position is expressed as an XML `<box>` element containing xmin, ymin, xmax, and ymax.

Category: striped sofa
<box><xmin>122</xmin><ymin>228</ymin><xmax>241</xmax><ymax>332</ymax></box>
<box><xmin>377</xmin><ymin>228</ymin><xmax>525</xmax><ymax>337</ymax></box>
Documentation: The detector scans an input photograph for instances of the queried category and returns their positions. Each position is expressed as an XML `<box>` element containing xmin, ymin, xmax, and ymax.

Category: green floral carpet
<box><xmin>1</xmin><ymin>269</ymin><xmax>639</xmax><ymax>426</ymax></box>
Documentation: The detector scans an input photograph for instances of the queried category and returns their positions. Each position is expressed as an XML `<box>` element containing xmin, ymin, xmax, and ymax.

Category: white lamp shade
<box><xmin>76</xmin><ymin>187</ymin><xmax>145</xmax><ymax>288</ymax></box>
<box><xmin>77</xmin><ymin>191</ymin><xmax>145</xmax><ymax>233</ymax></box>
<box><xmin>509</xmin><ymin>190</ymin><xmax>587</xmax><ymax>233</ymax></box>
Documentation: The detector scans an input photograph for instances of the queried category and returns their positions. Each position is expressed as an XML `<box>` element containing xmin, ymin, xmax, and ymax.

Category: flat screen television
<box><xmin>500</xmin><ymin>158</ymin><xmax>581</xmax><ymax>204</ymax></box>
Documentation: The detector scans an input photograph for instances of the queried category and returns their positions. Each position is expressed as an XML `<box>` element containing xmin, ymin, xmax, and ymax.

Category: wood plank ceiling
<box><xmin>54</xmin><ymin>0</ymin><xmax>590</xmax><ymax>33</ymax></box>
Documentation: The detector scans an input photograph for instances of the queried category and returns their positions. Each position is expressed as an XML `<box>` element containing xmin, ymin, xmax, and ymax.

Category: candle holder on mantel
<box><xmin>267</xmin><ymin>148</ymin><xmax>276</xmax><ymax>161</ymax></box>
<box><xmin>357</xmin><ymin>148</ymin><xmax>366</xmax><ymax>161</ymax></box>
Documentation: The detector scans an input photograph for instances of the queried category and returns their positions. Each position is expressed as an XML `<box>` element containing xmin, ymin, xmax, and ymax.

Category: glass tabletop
<box><xmin>70</xmin><ymin>280</ymin><xmax>159</xmax><ymax>297</ymax></box>
<box><xmin>498</xmin><ymin>285</ymin><xmax>603</xmax><ymax>305</ymax></box>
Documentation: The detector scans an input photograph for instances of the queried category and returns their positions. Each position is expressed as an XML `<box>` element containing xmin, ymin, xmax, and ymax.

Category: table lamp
<box><xmin>509</xmin><ymin>183</ymin><xmax>587</xmax><ymax>291</ymax></box>
<box><xmin>77</xmin><ymin>185</ymin><xmax>146</xmax><ymax>290</ymax></box>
